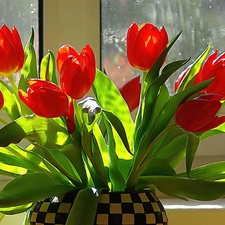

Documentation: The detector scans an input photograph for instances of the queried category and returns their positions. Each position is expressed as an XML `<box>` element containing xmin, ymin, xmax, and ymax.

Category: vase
<box><xmin>29</xmin><ymin>190</ymin><xmax>168</xmax><ymax>225</ymax></box>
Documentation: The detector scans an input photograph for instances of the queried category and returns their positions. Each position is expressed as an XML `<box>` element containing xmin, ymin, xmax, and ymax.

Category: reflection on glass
<box><xmin>101</xmin><ymin>0</ymin><xmax>225</xmax><ymax>90</ymax></box>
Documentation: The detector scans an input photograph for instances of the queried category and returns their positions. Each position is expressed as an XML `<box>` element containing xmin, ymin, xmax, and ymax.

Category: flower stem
<box><xmin>0</xmin><ymin>116</ymin><xmax>8</xmax><ymax>125</ymax></box>
<box><xmin>8</xmin><ymin>75</ymin><xmax>18</xmax><ymax>92</ymax></box>
<box><xmin>126</xmin><ymin>122</ymin><xmax>177</xmax><ymax>191</ymax></box>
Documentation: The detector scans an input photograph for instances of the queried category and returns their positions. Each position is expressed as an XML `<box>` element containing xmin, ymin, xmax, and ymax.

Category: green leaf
<box><xmin>34</xmin><ymin>145</ymin><xmax>83</xmax><ymax>187</ymax></box>
<box><xmin>141</xmin><ymin>159</ymin><xmax>176</xmax><ymax>176</ymax></box>
<box><xmin>0</xmin><ymin>213</ymin><xmax>4</xmax><ymax>221</ymax></box>
<box><xmin>103</xmin><ymin>110</ymin><xmax>132</xmax><ymax>155</ymax></box>
<box><xmin>0</xmin><ymin>149</ymin><xmax>47</xmax><ymax>174</ymax></box>
<box><xmin>81</xmin><ymin>127</ymin><xmax>108</xmax><ymax>188</ymax></box>
<box><xmin>152</xmin><ymin>133</ymin><xmax>187</xmax><ymax>168</ymax></box>
<box><xmin>0</xmin><ymin>115</ymin><xmax>71</xmax><ymax>148</ymax></box>
<box><xmin>201</xmin><ymin>123</ymin><xmax>225</xmax><ymax>139</ymax></box>
<box><xmin>178</xmin><ymin>162</ymin><xmax>225</xmax><ymax>181</ymax></box>
<box><xmin>134</xmin><ymin>59</ymin><xmax>188</xmax><ymax>152</ymax></box>
<box><xmin>0</xmin><ymin>80</ymin><xmax>21</xmax><ymax>120</ymax></box>
<box><xmin>176</xmin><ymin>45</ymin><xmax>211</xmax><ymax>92</ymax></box>
<box><xmin>137</xmin><ymin>176</ymin><xmax>225</xmax><ymax>200</ymax></box>
<box><xmin>0</xmin><ymin>203</ymin><xmax>32</xmax><ymax>215</ymax></box>
<box><xmin>144</xmin><ymin>79</ymin><xmax>212</xmax><ymax>148</ymax></box>
<box><xmin>25</xmin><ymin>27</ymin><xmax>35</xmax><ymax>49</ymax></box>
<box><xmin>61</xmin><ymin>144</ymin><xmax>88</xmax><ymax>186</ymax></box>
<box><xmin>104</xmin><ymin>120</ymin><xmax>126</xmax><ymax>191</ymax></box>
<box><xmin>40</xmin><ymin>51</ymin><xmax>58</xmax><ymax>85</ymax></box>
<box><xmin>20</xmin><ymin>42</ymin><xmax>38</xmax><ymax>82</ymax></box>
<box><xmin>93</xmin><ymin>69</ymin><xmax>134</xmax><ymax>153</ymax></box>
<box><xmin>66</xmin><ymin>188</ymin><xmax>99</xmax><ymax>225</ymax></box>
<box><xmin>186</xmin><ymin>133</ymin><xmax>200</xmax><ymax>177</ymax></box>
<box><xmin>0</xmin><ymin>173</ymin><xmax>76</xmax><ymax>207</ymax></box>
<box><xmin>145</xmin><ymin>31</ymin><xmax>182</xmax><ymax>85</ymax></box>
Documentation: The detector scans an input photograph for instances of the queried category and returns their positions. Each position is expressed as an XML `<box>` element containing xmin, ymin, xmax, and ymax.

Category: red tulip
<box><xmin>119</xmin><ymin>75</ymin><xmax>141</xmax><ymax>112</ymax></box>
<box><xmin>194</xmin><ymin>50</ymin><xmax>225</xmax><ymax>99</ymax></box>
<box><xmin>175</xmin><ymin>94</ymin><xmax>225</xmax><ymax>133</ymax></box>
<box><xmin>57</xmin><ymin>44</ymin><xmax>95</xmax><ymax>99</ymax></box>
<box><xmin>174</xmin><ymin>65</ymin><xmax>191</xmax><ymax>92</ymax></box>
<box><xmin>18</xmin><ymin>79</ymin><xmax>69</xmax><ymax>118</ymax></box>
<box><xmin>175</xmin><ymin>51</ymin><xmax>225</xmax><ymax>99</ymax></box>
<box><xmin>0</xmin><ymin>91</ymin><xmax>4</xmax><ymax>110</ymax></box>
<box><xmin>0</xmin><ymin>24</ymin><xmax>24</xmax><ymax>77</ymax></box>
<box><xmin>126</xmin><ymin>22</ymin><xmax>168</xmax><ymax>71</ymax></box>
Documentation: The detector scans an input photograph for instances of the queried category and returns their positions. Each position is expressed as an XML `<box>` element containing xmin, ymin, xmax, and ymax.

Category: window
<box><xmin>1</xmin><ymin>1</ymin><xmax>225</xmax><ymax>224</ymax></box>
<box><xmin>0</xmin><ymin>0</ymin><xmax>43</xmax><ymax>61</ymax></box>
<box><xmin>100</xmin><ymin>0</ymin><xmax>225</xmax><ymax>167</ymax></box>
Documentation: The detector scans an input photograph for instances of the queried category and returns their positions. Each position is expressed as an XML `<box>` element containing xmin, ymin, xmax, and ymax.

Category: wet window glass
<box><xmin>101</xmin><ymin>0</ymin><xmax>225</xmax><ymax>91</ymax></box>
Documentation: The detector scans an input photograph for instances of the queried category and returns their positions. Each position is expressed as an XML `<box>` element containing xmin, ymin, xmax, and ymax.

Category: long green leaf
<box><xmin>66</xmin><ymin>188</ymin><xmax>99</xmax><ymax>225</ymax></box>
<box><xmin>0</xmin><ymin>115</ymin><xmax>71</xmax><ymax>148</ymax></box>
<box><xmin>134</xmin><ymin>59</ymin><xmax>189</xmax><ymax>151</ymax></box>
<box><xmin>0</xmin><ymin>173</ymin><xmax>76</xmax><ymax>207</ymax></box>
<box><xmin>103</xmin><ymin>110</ymin><xmax>132</xmax><ymax>155</ymax></box>
<box><xmin>137</xmin><ymin>176</ymin><xmax>225</xmax><ymax>200</ymax></box>
<box><xmin>0</xmin><ymin>203</ymin><xmax>32</xmax><ymax>215</ymax></box>
<box><xmin>105</xmin><ymin>120</ymin><xmax>126</xmax><ymax>191</ymax></box>
<box><xmin>186</xmin><ymin>133</ymin><xmax>200</xmax><ymax>177</ymax></box>
<box><xmin>142</xmin><ymin>79</ymin><xmax>212</xmax><ymax>150</ymax></box>
<box><xmin>177</xmin><ymin>45</ymin><xmax>211</xmax><ymax>92</ymax></box>
<box><xmin>145</xmin><ymin>31</ymin><xmax>182</xmax><ymax>85</ymax></box>
<box><xmin>40</xmin><ymin>51</ymin><xmax>58</xmax><ymax>85</ymax></box>
<box><xmin>0</xmin><ymin>80</ymin><xmax>21</xmax><ymax>120</ymax></box>
<box><xmin>34</xmin><ymin>145</ymin><xmax>83</xmax><ymax>187</ymax></box>
<box><xmin>93</xmin><ymin>69</ymin><xmax>134</xmax><ymax>152</ymax></box>
<box><xmin>178</xmin><ymin>162</ymin><xmax>225</xmax><ymax>180</ymax></box>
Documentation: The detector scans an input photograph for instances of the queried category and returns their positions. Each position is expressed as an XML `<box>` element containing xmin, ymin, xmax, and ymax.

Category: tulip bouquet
<box><xmin>1</xmin><ymin>21</ymin><xmax>225</xmax><ymax>224</ymax></box>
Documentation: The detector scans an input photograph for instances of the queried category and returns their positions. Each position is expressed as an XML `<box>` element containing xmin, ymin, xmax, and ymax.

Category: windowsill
<box><xmin>160</xmin><ymin>198</ymin><xmax>225</xmax><ymax>225</ymax></box>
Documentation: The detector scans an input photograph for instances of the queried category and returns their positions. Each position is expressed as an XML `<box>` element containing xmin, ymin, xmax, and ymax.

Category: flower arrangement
<box><xmin>0</xmin><ymin>21</ymin><xmax>225</xmax><ymax>224</ymax></box>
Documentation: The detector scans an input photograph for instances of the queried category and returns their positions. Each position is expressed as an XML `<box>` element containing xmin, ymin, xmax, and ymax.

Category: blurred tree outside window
<box><xmin>101</xmin><ymin>0</ymin><xmax>225</xmax><ymax>92</ymax></box>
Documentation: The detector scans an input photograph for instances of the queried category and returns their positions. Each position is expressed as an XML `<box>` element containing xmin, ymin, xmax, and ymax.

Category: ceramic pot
<box><xmin>29</xmin><ymin>190</ymin><xmax>168</xmax><ymax>225</ymax></box>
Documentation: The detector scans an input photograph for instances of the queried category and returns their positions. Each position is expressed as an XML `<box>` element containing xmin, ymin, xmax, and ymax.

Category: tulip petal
<box><xmin>175</xmin><ymin>96</ymin><xmax>225</xmax><ymax>133</ymax></box>
<box><xmin>119</xmin><ymin>76</ymin><xmax>141</xmax><ymax>112</ymax></box>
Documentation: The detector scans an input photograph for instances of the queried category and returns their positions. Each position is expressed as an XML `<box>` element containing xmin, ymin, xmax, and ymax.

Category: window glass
<box><xmin>101</xmin><ymin>0</ymin><xmax>225</xmax><ymax>91</ymax></box>
<box><xmin>0</xmin><ymin>0</ymin><xmax>41</xmax><ymax>59</ymax></box>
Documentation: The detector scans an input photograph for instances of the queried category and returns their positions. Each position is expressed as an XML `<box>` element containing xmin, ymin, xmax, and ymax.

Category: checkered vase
<box><xmin>29</xmin><ymin>191</ymin><xmax>168</xmax><ymax>225</ymax></box>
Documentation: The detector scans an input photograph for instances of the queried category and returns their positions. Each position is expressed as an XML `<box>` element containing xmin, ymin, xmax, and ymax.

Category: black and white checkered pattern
<box><xmin>29</xmin><ymin>191</ymin><xmax>168</xmax><ymax>225</ymax></box>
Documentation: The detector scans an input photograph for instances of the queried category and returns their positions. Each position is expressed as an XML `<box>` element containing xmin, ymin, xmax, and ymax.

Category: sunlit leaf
<box><xmin>0</xmin><ymin>115</ymin><xmax>71</xmax><ymax>148</ymax></box>
<box><xmin>40</xmin><ymin>51</ymin><xmax>58</xmax><ymax>85</ymax></box>
<box><xmin>0</xmin><ymin>173</ymin><xmax>76</xmax><ymax>207</ymax></box>
<box><xmin>66</xmin><ymin>188</ymin><xmax>99</xmax><ymax>225</ymax></box>
<box><xmin>137</xmin><ymin>176</ymin><xmax>225</xmax><ymax>200</ymax></box>
<box><xmin>93</xmin><ymin>69</ymin><xmax>134</xmax><ymax>152</ymax></box>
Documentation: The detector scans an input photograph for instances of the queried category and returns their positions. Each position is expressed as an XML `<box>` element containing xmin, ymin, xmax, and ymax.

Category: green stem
<box><xmin>0</xmin><ymin>116</ymin><xmax>8</xmax><ymax>125</ymax></box>
<box><xmin>8</xmin><ymin>75</ymin><xmax>18</xmax><ymax>92</ymax></box>
<box><xmin>126</xmin><ymin>122</ymin><xmax>177</xmax><ymax>191</ymax></box>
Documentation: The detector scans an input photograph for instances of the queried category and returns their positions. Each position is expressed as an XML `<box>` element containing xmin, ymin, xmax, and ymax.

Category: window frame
<box><xmin>1</xmin><ymin>1</ymin><xmax>225</xmax><ymax>224</ymax></box>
